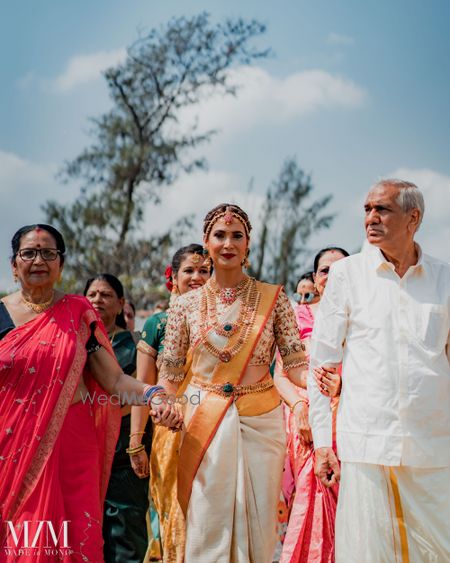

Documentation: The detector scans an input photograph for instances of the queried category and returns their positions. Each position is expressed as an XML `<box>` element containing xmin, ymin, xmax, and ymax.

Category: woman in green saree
<box><xmin>84</xmin><ymin>273</ymin><xmax>152</xmax><ymax>563</ymax></box>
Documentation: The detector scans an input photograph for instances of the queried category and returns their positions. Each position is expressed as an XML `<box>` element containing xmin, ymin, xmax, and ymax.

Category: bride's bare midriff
<box><xmin>239</xmin><ymin>364</ymin><xmax>271</xmax><ymax>385</ymax></box>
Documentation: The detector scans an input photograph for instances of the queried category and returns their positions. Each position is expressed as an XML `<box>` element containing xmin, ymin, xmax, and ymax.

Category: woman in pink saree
<box><xmin>0</xmin><ymin>224</ymin><xmax>181</xmax><ymax>562</ymax></box>
<box><xmin>276</xmin><ymin>247</ymin><xmax>349</xmax><ymax>563</ymax></box>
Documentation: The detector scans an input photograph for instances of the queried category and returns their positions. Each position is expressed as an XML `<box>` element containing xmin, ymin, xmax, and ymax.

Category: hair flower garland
<box><xmin>164</xmin><ymin>265</ymin><xmax>173</xmax><ymax>292</ymax></box>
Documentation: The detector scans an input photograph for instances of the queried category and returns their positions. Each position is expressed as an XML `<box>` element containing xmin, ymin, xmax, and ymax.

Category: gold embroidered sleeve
<box><xmin>158</xmin><ymin>297</ymin><xmax>189</xmax><ymax>382</ymax></box>
<box><xmin>274</xmin><ymin>288</ymin><xmax>307</xmax><ymax>371</ymax></box>
<box><xmin>136</xmin><ymin>340</ymin><xmax>157</xmax><ymax>358</ymax></box>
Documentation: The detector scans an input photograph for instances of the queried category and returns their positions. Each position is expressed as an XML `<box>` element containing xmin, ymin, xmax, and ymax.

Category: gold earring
<box><xmin>203</xmin><ymin>247</ymin><xmax>212</xmax><ymax>269</ymax></box>
<box><xmin>172</xmin><ymin>282</ymin><xmax>179</xmax><ymax>295</ymax></box>
<box><xmin>241</xmin><ymin>249</ymin><xmax>250</xmax><ymax>269</ymax></box>
<box><xmin>13</xmin><ymin>273</ymin><xmax>18</xmax><ymax>283</ymax></box>
<box><xmin>57</xmin><ymin>272</ymin><xmax>62</xmax><ymax>283</ymax></box>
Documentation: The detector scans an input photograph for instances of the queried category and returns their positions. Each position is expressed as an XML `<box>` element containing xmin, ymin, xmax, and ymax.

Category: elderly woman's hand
<box><xmin>313</xmin><ymin>366</ymin><xmax>341</xmax><ymax>398</ymax></box>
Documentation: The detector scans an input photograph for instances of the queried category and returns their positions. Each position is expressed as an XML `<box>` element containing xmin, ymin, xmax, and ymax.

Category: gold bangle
<box><xmin>126</xmin><ymin>444</ymin><xmax>145</xmax><ymax>455</ymax></box>
<box><xmin>129</xmin><ymin>431</ymin><xmax>145</xmax><ymax>438</ymax></box>
<box><xmin>290</xmin><ymin>398</ymin><xmax>308</xmax><ymax>413</ymax></box>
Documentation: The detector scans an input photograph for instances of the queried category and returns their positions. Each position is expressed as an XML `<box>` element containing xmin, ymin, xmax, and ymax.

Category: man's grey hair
<box><xmin>371</xmin><ymin>178</ymin><xmax>425</xmax><ymax>229</ymax></box>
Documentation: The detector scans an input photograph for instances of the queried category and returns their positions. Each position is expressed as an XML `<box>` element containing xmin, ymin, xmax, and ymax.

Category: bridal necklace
<box><xmin>199</xmin><ymin>277</ymin><xmax>260</xmax><ymax>363</ymax></box>
<box><xmin>22</xmin><ymin>291</ymin><xmax>55</xmax><ymax>314</ymax></box>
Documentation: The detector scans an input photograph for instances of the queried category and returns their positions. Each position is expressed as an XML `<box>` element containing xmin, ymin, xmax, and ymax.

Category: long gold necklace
<box><xmin>22</xmin><ymin>291</ymin><xmax>55</xmax><ymax>314</ymax></box>
<box><xmin>199</xmin><ymin>277</ymin><xmax>260</xmax><ymax>363</ymax></box>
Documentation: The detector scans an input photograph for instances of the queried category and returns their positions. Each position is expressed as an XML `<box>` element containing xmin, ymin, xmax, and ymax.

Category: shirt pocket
<box><xmin>415</xmin><ymin>304</ymin><xmax>448</xmax><ymax>351</ymax></box>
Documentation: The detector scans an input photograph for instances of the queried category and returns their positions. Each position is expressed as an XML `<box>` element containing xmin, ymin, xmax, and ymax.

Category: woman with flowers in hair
<box><xmin>130</xmin><ymin>244</ymin><xmax>210</xmax><ymax>562</ymax></box>
<box><xmin>158</xmin><ymin>204</ymin><xmax>309</xmax><ymax>562</ymax></box>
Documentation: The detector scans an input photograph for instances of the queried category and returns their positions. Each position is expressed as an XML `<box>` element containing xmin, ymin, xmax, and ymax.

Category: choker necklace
<box><xmin>209</xmin><ymin>276</ymin><xmax>251</xmax><ymax>305</ymax></box>
<box><xmin>22</xmin><ymin>291</ymin><xmax>55</xmax><ymax>314</ymax></box>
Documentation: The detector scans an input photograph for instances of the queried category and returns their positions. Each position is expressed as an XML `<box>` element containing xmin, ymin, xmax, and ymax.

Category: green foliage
<box><xmin>250</xmin><ymin>157</ymin><xmax>335</xmax><ymax>289</ymax></box>
<box><xmin>43</xmin><ymin>13</ymin><xmax>269</xmax><ymax>304</ymax></box>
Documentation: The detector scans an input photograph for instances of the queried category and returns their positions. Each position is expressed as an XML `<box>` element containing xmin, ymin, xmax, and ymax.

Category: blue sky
<box><xmin>1</xmin><ymin>0</ymin><xmax>449</xmax><ymax>288</ymax></box>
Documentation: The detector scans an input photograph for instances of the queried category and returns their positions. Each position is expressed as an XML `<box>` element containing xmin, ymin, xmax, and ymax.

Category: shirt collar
<box><xmin>364</xmin><ymin>241</ymin><xmax>424</xmax><ymax>273</ymax></box>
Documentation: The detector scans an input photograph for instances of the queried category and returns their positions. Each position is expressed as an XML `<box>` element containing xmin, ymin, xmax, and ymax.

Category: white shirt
<box><xmin>308</xmin><ymin>243</ymin><xmax>450</xmax><ymax>467</ymax></box>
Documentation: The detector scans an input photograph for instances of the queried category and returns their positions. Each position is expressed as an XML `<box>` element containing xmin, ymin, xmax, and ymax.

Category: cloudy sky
<box><xmin>1</xmin><ymin>0</ymin><xmax>449</xmax><ymax>290</ymax></box>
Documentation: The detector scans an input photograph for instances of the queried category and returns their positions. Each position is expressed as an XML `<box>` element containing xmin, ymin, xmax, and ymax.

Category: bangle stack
<box><xmin>143</xmin><ymin>385</ymin><xmax>166</xmax><ymax>407</ymax></box>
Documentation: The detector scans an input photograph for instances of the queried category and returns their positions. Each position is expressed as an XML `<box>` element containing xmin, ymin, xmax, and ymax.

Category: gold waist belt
<box><xmin>190</xmin><ymin>376</ymin><xmax>274</xmax><ymax>398</ymax></box>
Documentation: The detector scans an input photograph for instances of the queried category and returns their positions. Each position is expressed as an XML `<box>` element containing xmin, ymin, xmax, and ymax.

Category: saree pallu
<box><xmin>336</xmin><ymin>462</ymin><xmax>450</xmax><ymax>563</ymax></box>
<box><xmin>0</xmin><ymin>295</ymin><xmax>121</xmax><ymax>562</ymax></box>
<box><xmin>178</xmin><ymin>283</ymin><xmax>285</xmax><ymax>563</ymax></box>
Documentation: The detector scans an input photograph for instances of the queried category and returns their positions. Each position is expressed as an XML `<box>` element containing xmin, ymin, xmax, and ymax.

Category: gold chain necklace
<box><xmin>199</xmin><ymin>277</ymin><xmax>260</xmax><ymax>363</ymax></box>
<box><xmin>109</xmin><ymin>327</ymin><xmax>117</xmax><ymax>345</ymax></box>
<box><xmin>22</xmin><ymin>291</ymin><xmax>55</xmax><ymax>314</ymax></box>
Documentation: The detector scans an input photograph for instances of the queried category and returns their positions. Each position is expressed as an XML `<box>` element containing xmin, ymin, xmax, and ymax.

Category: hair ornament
<box><xmin>190</xmin><ymin>253</ymin><xmax>203</xmax><ymax>264</ymax></box>
<box><xmin>204</xmin><ymin>206</ymin><xmax>251</xmax><ymax>240</ymax></box>
<box><xmin>164</xmin><ymin>265</ymin><xmax>173</xmax><ymax>292</ymax></box>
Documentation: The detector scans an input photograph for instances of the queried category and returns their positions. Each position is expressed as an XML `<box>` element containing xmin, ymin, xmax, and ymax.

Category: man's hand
<box><xmin>314</xmin><ymin>447</ymin><xmax>340</xmax><ymax>487</ymax></box>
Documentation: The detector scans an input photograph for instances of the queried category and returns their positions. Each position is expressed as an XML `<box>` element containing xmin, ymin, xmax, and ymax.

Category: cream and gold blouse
<box><xmin>159</xmin><ymin>281</ymin><xmax>305</xmax><ymax>382</ymax></box>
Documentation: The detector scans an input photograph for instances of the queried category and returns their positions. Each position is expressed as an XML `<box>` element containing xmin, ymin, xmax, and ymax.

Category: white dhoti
<box><xmin>184</xmin><ymin>392</ymin><xmax>286</xmax><ymax>563</ymax></box>
<box><xmin>336</xmin><ymin>461</ymin><xmax>450</xmax><ymax>563</ymax></box>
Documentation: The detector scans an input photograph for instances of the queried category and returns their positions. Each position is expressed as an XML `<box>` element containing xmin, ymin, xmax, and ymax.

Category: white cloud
<box><xmin>176</xmin><ymin>66</ymin><xmax>366</xmax><ymax>139</ymax></box>
<box><xmin>53</xmin><ymin>48</ymin><xmax>126</xmax><ymax>92</ymax></box>
<box><xmin>143</xmin><ymin>169</ymin><xmax>265</xmax><ymax>240</ymax></box>
<box><xmin>0</xmin><ymin>150</ymin><xmax>78</xmax><ymax>290</ymax></box>
<box><xmin>327</xmin><ymin>32</ymin><xmax>355</xmax><ymax>46</ymax></box>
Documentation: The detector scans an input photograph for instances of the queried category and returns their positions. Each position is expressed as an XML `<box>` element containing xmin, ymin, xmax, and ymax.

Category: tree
<box><xmin>250</xmin><ymin>158</ymin><xmax>335</xmax><ymax>289</ymax></box>
<box><xmin>44</xmin><ymin>13</ymin><xmax>269</xmax><ymax>301</ymax></box>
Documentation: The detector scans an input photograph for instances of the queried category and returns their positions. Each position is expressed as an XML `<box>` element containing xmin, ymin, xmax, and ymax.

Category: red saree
<box><xmin>0</xmin><ymin>295</ymin><xmax>121</xmax><ymax>562</ymax></box>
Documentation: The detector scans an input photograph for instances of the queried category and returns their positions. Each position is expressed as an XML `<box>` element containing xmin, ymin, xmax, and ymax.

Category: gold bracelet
<box><xmin>129</xmin><ymin>431</ymin><xmax>145</xmax><ymax>438</ymax></box>
<box><xmin>290</xmin><ymin>398</ymin><xmax>308</xmax><ymax>413</ymax></box>
<box><xmin>126</xmin><ymin>444</ymin><xmax>145</xmax><ymax>455</ymax></box>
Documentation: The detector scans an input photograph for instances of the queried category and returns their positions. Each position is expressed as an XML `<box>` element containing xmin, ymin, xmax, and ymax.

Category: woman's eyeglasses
<box><xmin>294</xmin><ymin>291</ymin><xmax>317</xmax><ymax>303</ymax></box>
<box><xmin>18</xmin><ymin>248</ymin><xmax>61</xmax><ymax>261</ymax></box>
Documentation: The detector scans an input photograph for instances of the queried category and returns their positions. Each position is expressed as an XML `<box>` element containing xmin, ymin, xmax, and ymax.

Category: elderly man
<box><xmin>308</xmin><ymin>179</ymin><xmax>450</xmax><ymax>562</ymax></box>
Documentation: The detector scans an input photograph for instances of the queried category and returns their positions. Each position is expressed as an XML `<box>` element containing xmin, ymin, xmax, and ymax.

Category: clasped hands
<box><xmin>149</xmin><ymin>396</ymin><xmax>184</xmax><ymax>432</ymax></box>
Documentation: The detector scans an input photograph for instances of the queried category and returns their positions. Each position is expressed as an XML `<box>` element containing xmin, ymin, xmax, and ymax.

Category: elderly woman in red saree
<box><xmin>0</xmin><ymin>224</ymin><xmax>181</xmax><ymax>562</ymax></box>
<box><xmin>276</xmin><ymin>247</ymin><xmax>349</xmax><ymax>563</ymax></box>
<box><xmin>157</xmin><ymin>204</ymin><xmax>309</xmax><ymax>562</ymax></box>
